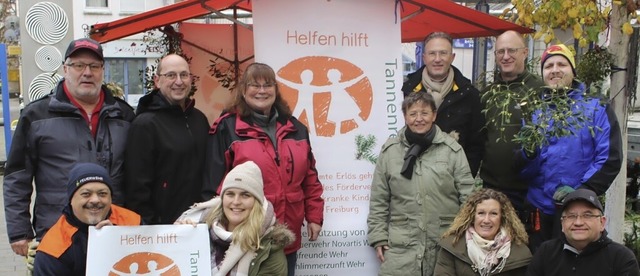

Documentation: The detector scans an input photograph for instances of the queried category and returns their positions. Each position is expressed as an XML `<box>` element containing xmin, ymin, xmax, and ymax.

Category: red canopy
<box><xmin>89</xmin><ymin>0</ymin><xmax>533</xmax><ymax>43</ymax></box>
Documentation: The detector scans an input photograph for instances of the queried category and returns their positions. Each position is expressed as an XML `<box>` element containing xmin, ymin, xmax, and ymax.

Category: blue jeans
<box><xmin>286</xmin><ymin>252</ymin><xmax>297</xmax><ymax>276</ymax></box>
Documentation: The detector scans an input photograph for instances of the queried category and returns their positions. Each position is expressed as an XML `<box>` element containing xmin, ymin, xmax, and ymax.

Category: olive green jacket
<box><xmin>368</xmin><ymin>126</ymin><xmax>475</xmax><ymax>276</ymax></box>
<box><xmin>480</xmin><ymin>70</ymin><xmax>544</xmax><ymax>190</ymax></box>
<box><xmin>435</xmin><ymin>235</ymin><xmax>532</xmax><ymax>276</ymax></box>
<box><xmin>249</xmin><ymin>223</ymin><xmax>295</xmax><ymax>276</ymax></box>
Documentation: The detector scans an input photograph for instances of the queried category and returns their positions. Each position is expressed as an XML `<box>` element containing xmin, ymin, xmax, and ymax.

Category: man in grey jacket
<box><xmin>2</xmin><ymin>38</ymin><xmax>135</xmax><ymax>271</ymax></box>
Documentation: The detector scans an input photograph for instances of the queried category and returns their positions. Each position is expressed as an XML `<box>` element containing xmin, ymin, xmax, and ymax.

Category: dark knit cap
<box><xmin>67</xmin><ymin>163</ymin><xmax>113</xmax><ymax>201</ymax></box>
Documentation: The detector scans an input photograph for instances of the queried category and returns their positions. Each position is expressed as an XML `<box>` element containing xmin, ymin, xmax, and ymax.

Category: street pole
<box><xmin>1</xmin><ymin>44</ymin><xmax>12</xmax><ymax>154</ymax></box>
<box><xmin>472</xmin><ymin>0</ymin><xmax>490</xmax><ymax>88</ymax></box>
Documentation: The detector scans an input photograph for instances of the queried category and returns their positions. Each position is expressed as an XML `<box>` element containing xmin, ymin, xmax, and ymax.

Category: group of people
<box><xmin>3</xmin><ymin>38</ymin><xmax>324</xmax><ymax>275</ymax></box>
<box><xmin>1</xmin><ymin>29</ymin><xmax>636</xmax><ymax>276</ymax></box>
<box><xmin>368</xmin><ymin>30</ymin><xmax>635</xmax><ymax>275</ymax></box>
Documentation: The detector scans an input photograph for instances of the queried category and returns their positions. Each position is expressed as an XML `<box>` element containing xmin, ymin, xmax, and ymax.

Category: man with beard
<box><xmin>33</xmin><ymin>163</ymin><xmax>141</xmax><ymax>275</ymax></box>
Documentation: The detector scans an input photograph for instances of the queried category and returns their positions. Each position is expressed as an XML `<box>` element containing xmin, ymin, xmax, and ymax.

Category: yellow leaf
<box><xmin>544</xmin><ymin>34</ymin><xmax>553</xmax><ymax>44</ymax></box>
<box><xmin>613</xmin><ymin>0</ymin><xmax>622</xmax><ymax>6</ymax></box>
<box><xmin>573</xmin><ymin>23</ymin><xmax>583</xmax><ymax>39</ymax></box>
<box><xmin>603</xmin><ymin>6</ymin><xmax>612</xmax><ymax>17</ymax></box>
<box><xmin>568</xmin><ymin>8</ymin><xmax>579</xmax><ymax>18</ymax></box>
<box><xmin>533</xmin><ymin>31</ymin><xmax>544</xmax><ymax>40</ymax></box>
<box><xmin>622</xmin><ymin>22</ymin><xmax>634</xmax><ymax>35</ymax></box>
<box><xmin>579</xmin><ymin>38</ymin><xmax>588</xmax><ymax>48</ymax></box>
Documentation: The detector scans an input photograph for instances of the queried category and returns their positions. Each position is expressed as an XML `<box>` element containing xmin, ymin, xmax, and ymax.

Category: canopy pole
<box><xmin>472</xmin><ymin>0</ymin><xmax>490</xmax><ymax>88</ymax></box>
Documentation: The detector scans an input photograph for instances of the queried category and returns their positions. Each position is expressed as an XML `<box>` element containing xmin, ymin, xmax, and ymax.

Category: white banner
<box><xmin>253</xmin><ymin>0</ymin><xmax>404</xmax><ymax>275</ymax></box>
<box><xmin>87</xmin><ymin>224</ymin><xmax>211</xmax><ymax>275</ymax></box>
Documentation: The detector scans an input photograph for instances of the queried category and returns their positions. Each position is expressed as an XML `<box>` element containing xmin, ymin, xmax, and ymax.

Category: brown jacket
<box><xmin>435</xmin><ymin>235</ymin><xmax>532</xmax><ymax>276</ymax></box>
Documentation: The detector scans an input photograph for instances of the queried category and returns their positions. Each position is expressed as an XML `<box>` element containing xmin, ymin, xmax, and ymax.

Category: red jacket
<box><xmin>204</xmin><ymin>112</ymin><xmax>324</xmax><ymax>254</ymax></box>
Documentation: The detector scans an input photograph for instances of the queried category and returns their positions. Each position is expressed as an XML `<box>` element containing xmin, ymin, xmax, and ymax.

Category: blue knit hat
<box><xmin>67</xmin><ymin>163</ymin><xmax>113</xmax><ymax>201</ymax></box>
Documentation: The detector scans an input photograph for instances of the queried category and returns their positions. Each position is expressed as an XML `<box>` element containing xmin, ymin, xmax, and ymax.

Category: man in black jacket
<box><xmin>3</xmin><ymin>38</ymin><xmax>135</xmax><ymax>272</ymax></box>
<box><xmin>527</xmin><ymin>189</ymin><xmax>639</xmax><ymax>276</ymax></box>
<box><xmin>124</xmin><ymin>54</ymin><xmax>209</xmax><ymax>224</ymax></box>
<box><xmin>402</xmin><ymin>32</ymin><xmax>485</xmax><ymax>177</ymax></box>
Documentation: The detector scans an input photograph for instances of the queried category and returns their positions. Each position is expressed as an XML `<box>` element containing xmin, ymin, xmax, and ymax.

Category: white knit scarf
<box><xmin>421</xmin><ymin>67</ymin><xmax>454</xmax><ymax>108</ymax></box>
<box><xmin>465</xmin><ymin>226</ymin><xmax>511</xmax><ymax>276</ymax></box>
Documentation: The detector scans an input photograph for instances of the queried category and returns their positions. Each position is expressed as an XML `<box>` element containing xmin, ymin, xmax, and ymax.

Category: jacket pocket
<box><xmin>388</xmin><ymin>215</ymin><xmax>415</xmax><ymax>247</ymax></box>
<box><xmin>285</xmin><ymin>190</ymin><xmax>304</xmax><ymax>204</ymax></box>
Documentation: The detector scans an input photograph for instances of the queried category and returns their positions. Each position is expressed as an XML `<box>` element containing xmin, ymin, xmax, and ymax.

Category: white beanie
<box><xmin>221</xmin><ymin>161</ymin><xmax>265</xmax><ymax>205</ymax></box>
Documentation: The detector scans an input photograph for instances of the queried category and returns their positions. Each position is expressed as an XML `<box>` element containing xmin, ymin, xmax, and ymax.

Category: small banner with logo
<box><xmin>87</xmin><ymin>224</ymin><xmax>211</xmax><ymax>275</ymax></box>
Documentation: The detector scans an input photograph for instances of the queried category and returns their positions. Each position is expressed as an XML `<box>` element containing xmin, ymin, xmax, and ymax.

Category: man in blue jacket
<box><xmin>521</xmin><ymin>44</ymin><xmax>622</xmax><ymax>252</ymax></box>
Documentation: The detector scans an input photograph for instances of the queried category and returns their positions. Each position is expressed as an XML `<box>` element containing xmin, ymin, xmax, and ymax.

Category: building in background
<box><xmin>18</xmin><ymin>0</ymin><xmax>169</xmax><ymax>107</ymax></box>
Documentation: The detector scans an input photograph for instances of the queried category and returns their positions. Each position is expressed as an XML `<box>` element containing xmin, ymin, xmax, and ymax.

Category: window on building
<box><xmin>120</xmin><ymin>0</ymin><xmax>144</xmax><ymax>13</ymax></box>
<box><xmin>86</xmin><ymin>0</ymin><xmax>108</xmax><ymax>8</ymax></box>
<box><xmin>104</xmin><ymin>58</ymin><xmax>146</xmax><ymax>107</ymax></box>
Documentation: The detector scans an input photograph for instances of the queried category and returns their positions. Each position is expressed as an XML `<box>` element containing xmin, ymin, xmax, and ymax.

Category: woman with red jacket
<box><xmin>203</xmin><ymin>63</ymin><xmax>324</xmax><ymax>276</ymax></box>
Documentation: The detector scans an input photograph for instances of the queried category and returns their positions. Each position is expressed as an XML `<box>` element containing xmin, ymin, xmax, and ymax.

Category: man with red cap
<box><xmin>3</xmin><ymin>38</ymin><xmax>135</xmax><ymax>272</ymax></box>
<box><xmin>520</xmin><ymin>44</ymin><xmax>622</xmax><ymax>252</ymax></box>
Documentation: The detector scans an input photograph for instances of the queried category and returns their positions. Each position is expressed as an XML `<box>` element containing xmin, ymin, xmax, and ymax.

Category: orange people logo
<box><xmin>277</xmin><ymin>56</ymin><xmax>373</xmax><ymax>137</ymax></box>
<box><xmin>109</xmin><ymin>252</ymin><xmax>179</xmax><ymax>276</ymax></box>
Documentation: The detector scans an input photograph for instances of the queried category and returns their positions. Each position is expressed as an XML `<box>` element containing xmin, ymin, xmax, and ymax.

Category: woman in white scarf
<box><xmin>176</xmin><ymin>161</ymin><xmax>294</xmax><ymax>276</ymax></box>
<box><xmin>435</xmin><ymin>188</ymin><xmax>532</xmax><ymax>276</ymax></box>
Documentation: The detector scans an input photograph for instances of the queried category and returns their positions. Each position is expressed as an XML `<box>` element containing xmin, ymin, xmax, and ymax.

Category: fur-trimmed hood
<box><xmin>265</xmin><ymin>223</ymin><xmax>295</xmax><ymax>251</ymax></box>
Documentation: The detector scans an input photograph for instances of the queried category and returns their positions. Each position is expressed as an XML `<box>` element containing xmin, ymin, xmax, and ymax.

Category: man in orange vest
<box><xmin>33</xmin><ymin>163</ymin><xmax>142</xmax><ymax>275</ymax></box>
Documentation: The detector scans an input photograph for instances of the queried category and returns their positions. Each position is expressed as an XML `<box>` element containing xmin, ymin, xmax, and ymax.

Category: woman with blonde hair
<box><xmin>435</xmin><ymin>188</ymin><xmax>531</xmax><ymax>275</ymax></box>
<box><xmin>178</xmin><ymin>161</ymin><xmax>294</xmax><ymax>276</ymax></box>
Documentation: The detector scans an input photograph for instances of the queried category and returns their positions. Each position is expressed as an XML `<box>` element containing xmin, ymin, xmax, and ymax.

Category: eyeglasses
<box><xmin>425</xmin><ymin>50</ymin><xmax>451</xmax><ymax>59</ymax></box>
<box><xmin>158</xmin><ymin>72</ymin><xmax>191</xmax><ymax>81</ymax></box>
<box><xmin>494</xmin><ymin>47</ymin><xmax>525</xmax><ymax>57</ymax></box>
<box><xmin>248</xmin><ymin>83</ymin><xmax>276</xmax><ymax>90</ymax></box>
<box><xmin>406</xmin><ymin>111</ymin><xmax>433</xmax><ymax>119</ymax></box>
<box><xmin>65</xmin><ymin>62</ymin><xmax>104</xmax><ymax>72</ymax></box>
<box><xmin>561</xmin><ymin>213</ymin><xmax>602</xmax><ymax>222</ymax></box>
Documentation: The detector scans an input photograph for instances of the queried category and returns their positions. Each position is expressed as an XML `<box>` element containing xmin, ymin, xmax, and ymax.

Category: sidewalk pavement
<box><xmin>0</xmin><ymin>97</ymin><xmax>29</xmax><ymax>274</ymax></box>
<box><xmin>0</xmin><ymin>176</ymin><xmax>29</xmax><ymax>275</ymax></box>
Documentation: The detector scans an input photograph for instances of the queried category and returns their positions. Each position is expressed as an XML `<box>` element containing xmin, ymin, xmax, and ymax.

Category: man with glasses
<box><xmin>402</xmin><ymin>32</ymin><xmax>485</xmax><ymax>177</ymax></box>
<box><xmin>3</xmin><ymin>38</ymin><xmax>135</xmax><ymax>272</ymax></box>
<box><xmin>480</xmin><ymin>31</ymin><xmax>544</xmax><ymax>228</ymax></box>
<box><xmin>124</xmin><ymin>54</ymin><xmax>209</xmax><ymax>224</ymax></box>
<box><xmin>527</xmin><ymin>189</ymin><xmax>639</xmax><ymax>275</ymax></box>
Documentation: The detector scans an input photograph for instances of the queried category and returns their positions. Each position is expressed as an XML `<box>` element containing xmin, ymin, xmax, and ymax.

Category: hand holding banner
<box><xmin>87</xmin><ymin>224</ymin><xmax>211</xmax><ymax>275</ymax></box>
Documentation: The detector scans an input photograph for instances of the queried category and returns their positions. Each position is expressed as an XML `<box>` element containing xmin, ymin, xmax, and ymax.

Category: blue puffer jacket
<box><xmin>521</xmin><ymin>82</ymin><xmax>622</xmax><ymax>215</ymax></box>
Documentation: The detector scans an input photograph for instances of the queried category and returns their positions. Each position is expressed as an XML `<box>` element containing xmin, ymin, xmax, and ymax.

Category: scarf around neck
<box><xmin>421</xmin><ymin>67</ymin><xmax>455</xmax><ymax>108</ymax></box>
<box><xmin>465</xmin><ymin>226</ymin><xmax>511</xmax><ymax>276</ymax></box>
<box><xmin>210</xmin><ymin>201</ymin><xmax>276</xmax><ymax>276</ymax></box>
<box><xmin>400</xmin><ymin>126</ymin><xmax>436</xmax><ymax>179</ymax></box>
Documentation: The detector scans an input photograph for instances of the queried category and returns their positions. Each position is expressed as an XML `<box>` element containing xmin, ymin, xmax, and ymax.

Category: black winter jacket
<box><xmin>527</xmin><ymin>232</ymin><xmax>640</xmax><ymax>276</ymax></box>
<box><xmin>124</xmin><ymin>90</ymin><xmax>210</xmax><ymax>224</ymax></box>
<box><xmin>402</xmin><ymin>65</ymin><xmax>486</xmax><ymax>176</ymax></box>
<box><xmin>3</xmin><ymin>80</ymin><xmax>134</xmax><ymax>243</ymax></box>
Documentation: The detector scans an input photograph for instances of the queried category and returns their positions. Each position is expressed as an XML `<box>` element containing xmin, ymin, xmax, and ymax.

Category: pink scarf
<box><xmin>465</xmin><ymin>226</ymin><xmax>511</xmax><ymax>276</ymax></box>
